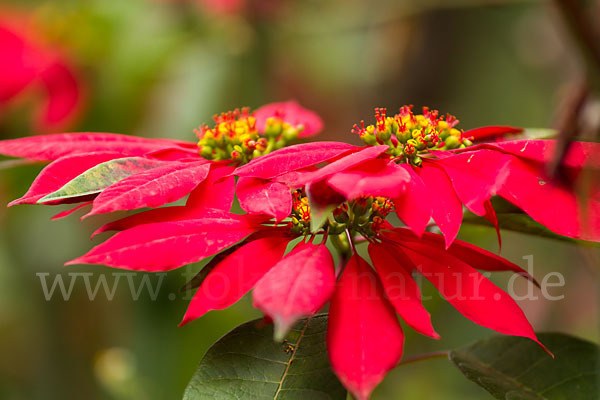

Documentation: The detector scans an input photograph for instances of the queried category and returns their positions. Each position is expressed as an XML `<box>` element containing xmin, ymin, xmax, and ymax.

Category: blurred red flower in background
<box><xmin>0</xmin><ymin>9</ymin><xmax>84</xmax><ymax>133</ymax></box>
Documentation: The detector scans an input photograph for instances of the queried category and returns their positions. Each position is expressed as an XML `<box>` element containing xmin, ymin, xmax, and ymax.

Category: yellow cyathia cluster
<box><xmin>289</xmin><ymin>191</ymin><xmax>396</xmax><ymax>238</ymax></box>
<box><xmin>291</xmin><ymin>189</ymin><xmax>312</xmax><ymax>235</ymax></box>
<box><xmin>352</xmin><ymin>106</ymin><xmax>473</xmax><ymax>166</ymax></box>
<box><xmin>195</xmin><ymin>108</ymin><xmax>301</xmax><ymax>164</ymax></box>
<box><xmin>328</xmin><ymin>196</ymin><xmax>395</xmax><ymax>236</ymax></box>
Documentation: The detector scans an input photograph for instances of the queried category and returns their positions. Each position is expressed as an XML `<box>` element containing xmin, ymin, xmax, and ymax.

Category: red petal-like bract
<box><xmin>482</xmin><ymin>200</ymin><xmax>502</xmax><ymax>249</ymax></box>
<box><xmin>236</xmin><ymin>177</ymin><xmax>292</xmax><ymax>221</ymax></box>
<box><xmin>8</xmin><ymin>151</ymin><xmax>123</xmax><ymax>206</ymax></box>
<box><xmin>93</xmin><ymin>207</ymin><xmax>226</xmax><ymax>237</ymax></box>
<box><xmin>462</xmin><ymin>126</ymin><xmax>522</xmax><ymax>141</ymax></box>
<box><xmin>254</xmin><ymin>100</ymin><xmax>324</xmax><ymax>138</ymax></box>
<box><xmin>418</xmin><ymin>163</ymin><xmax>463</xmax><ymax>247</ymax></box>
<box><xmin>0</xmin><ymin>133</ymin><xmax>193</xmax><ymax>161</ymax></box>
<box><xmin>253</xmin><ymin>242</ymin><xmax>335</xmax><ymax>338</ymax></box>
<box><xmin>85</xmin><ymin>161</ymin><xmax>210</xmax><ymax>217</ymax></box>
<box><xmin>431</xmin><ymin>149</ymin><xmax>511</xmax><ymax>215</ymax></box>
<box><xmin>233</xmin><ymin>141</ymin><xmax>358</xmax><ymax>179</ymax></box>
<box><xmin>186</xmin><ymin>165</ymin><xmax>235</xmax><ymax>211</ymax></box>
<box><xmin>500</xmin><ymin>157</ymin><xmax>600</xmax><ymax>242</ymax></box>
<box><xmin>368</xmin><ymin>242</ymin><xmax>439</xmax><ymax>339</ymax></box>
<box><xmin>400</xmin><ymin>243</ymin><xmax>544</xmax><ymax>348</ymax></box>
<box><xmin>297</xmin><ymin>145</ymin><xmax>388</xmax><ymax>186</ymax></box>
<box><xmin>93</xmin><ymin>165</ymin><xmax>236</xmax><ymax>236</ymax></box>
<box><xmin>67</xmin><ymin>211</ymin><xmax>255</xmax><ymax>271</ymax></box>
<box><xmin>327</xmin><ymin>159</ymin><xmax>410</xmax><ymax>199</ymax></box>
<box><xmin>393</xmin><ymin>164</ymin><xmax>432</xmax><ymax>236</ymax></box>
<box><xmin>384</xmin><ymin>228</ymin><xmax>536</xmax><ymax>285</ymax></box>
<box><xmin>327</xmin><ymin>255</ymin><xmax>404</xmax><ymax>400</ymax></box>
<box><xmin>180</xmin><ymin>233</ymin><xmax>290</xmax><ymax>325</ymax></box>
<box><xmin>489</xmin><ymin>140</ymin><xmax>600</xmax><ymax>170</ymax></box>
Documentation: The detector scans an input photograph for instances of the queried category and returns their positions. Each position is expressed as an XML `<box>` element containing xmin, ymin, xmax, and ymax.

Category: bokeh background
<box><xmin>0</xmin><ymin>0</ymin><xmax>598</xmax><ymax>399</ymax></box>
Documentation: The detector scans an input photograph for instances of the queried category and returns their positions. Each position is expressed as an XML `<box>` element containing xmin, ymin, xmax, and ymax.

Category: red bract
<box><xmin>327</xmin><ymin>254</ymin><xmax>404</xmax><ymax>400</ymax></box>
<box><xmin>0</xmin><ymin>10</ymin><xmax>84</xmax><ymax>132</ymax></box>
<box><xmin>253</xmin><ymin>241</ymin><xmax>336</xmax><ymax>339</ymax></box>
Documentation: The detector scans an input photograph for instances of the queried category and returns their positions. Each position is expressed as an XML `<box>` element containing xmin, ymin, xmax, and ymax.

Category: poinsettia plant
<box><xmin>0</xmin><ymin>102</ymin><xmax>598</xmax><ymax>399</ymax></box>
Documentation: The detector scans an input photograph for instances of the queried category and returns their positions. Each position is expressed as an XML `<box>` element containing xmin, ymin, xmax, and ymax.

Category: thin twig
<box><xmin>398</xmin><ymin>351</ymin><xmax>450</xmax><ymax>366</ymax></box>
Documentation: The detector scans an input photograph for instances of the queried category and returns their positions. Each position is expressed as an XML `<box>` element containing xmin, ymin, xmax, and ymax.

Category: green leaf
<box><xmin>38</xmin><ymin>157</ymin><xmax>164</xmax><ymax>203</ymax></box>
<box><xmin>183</xmin><ymin>314</ymin><xmax>346</xmax><ymax>400</ymax></box>
<box><xmin>450</xmin><ymin>333</ymin><xmax>600</xmax><ymax>400</ymax></box>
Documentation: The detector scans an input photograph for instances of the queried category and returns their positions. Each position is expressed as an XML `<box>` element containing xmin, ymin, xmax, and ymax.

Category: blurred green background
<box><xmin>0</xmin><ymin>0</ymin><xmax>598</xmax><ymax>399</ymax></box>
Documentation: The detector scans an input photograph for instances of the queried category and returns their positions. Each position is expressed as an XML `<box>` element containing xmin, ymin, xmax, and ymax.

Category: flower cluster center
<box><xmin>195</xmin><ymin>108</ymin><xmax>303</xmax><ymax>164</ymax></box>
<box><xmin>352</xmin><ymin>106</ymin><xmax>473</xmax><ymax>166</ymax></box>
<box><xmin>291</xmin><ymin>190</ymin><xmax>394</xmax><ymax>238</ymax></box>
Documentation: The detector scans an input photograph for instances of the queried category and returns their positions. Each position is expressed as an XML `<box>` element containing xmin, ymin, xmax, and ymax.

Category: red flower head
<box><xmin>0</xmin><ymin>9</ymin><xmax>84</xmax><ymax>133</ymax></box>
<box><xmin>0</xmin><ymin>101</ymin><xmax>322</xmax><ymax>225</ymax></box>
<box><xmin>235</xmin><ymin>106</ymin><xmax>600</xmax><ymax>247</ymax></box>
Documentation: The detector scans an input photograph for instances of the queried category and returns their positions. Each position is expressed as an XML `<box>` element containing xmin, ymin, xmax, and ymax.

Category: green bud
<box><xmin>200</xmin><ymin>146</ymin><xmax>213</xmax><ymax>159</ymax></box>
<box><xmin>444</xmin><ymin>135</ymin><xmax>460</xmax><ymax>149</ymax></box>
<box><xmin>264</xmin><ymin>120</ymin><xmax>283</xmax><ymax>138</ymax></box>
<box><xmin>376</xmin><ymin>127</ymin><xmax>391</xmax><ymax>142</ymax></box>
<box><xmin>282</xmin><ymin>128</ymin><xmax>298</xmax><ymax>142</ymax></box>
<box><xmin>361</xmin><ymin>134</ymin><xmax>378</xmax><ymax>146</ymax></box>
<box><xmin>396</xmin><ymin>130</ymin><xmax>412</xmax><ymax>143</ymax></box>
